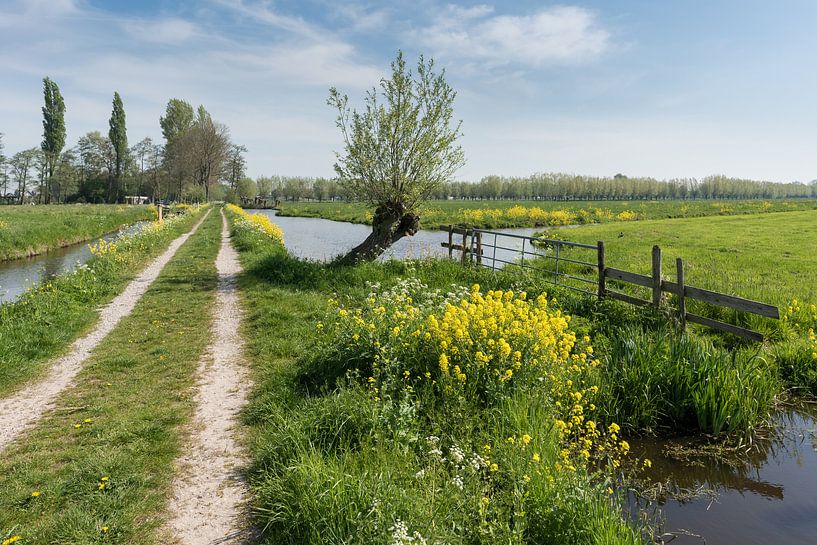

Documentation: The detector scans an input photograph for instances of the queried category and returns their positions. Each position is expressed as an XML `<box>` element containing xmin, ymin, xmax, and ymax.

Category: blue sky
<box><xmin>1</xmin><ymin>0</ymin><xmax>816</xmax><ymax>182</ymax></box>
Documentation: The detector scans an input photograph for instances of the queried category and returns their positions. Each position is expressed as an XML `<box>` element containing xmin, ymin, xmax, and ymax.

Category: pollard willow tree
<box><xmin>329</xmin><ymin>51</ymin><xmax>465</xmax><ymax>264</ymax></box>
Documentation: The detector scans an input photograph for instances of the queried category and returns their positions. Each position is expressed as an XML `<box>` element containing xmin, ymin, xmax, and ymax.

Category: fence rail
<box><xmin>441</xmin><ymin>225</ymin><xmax>779</xmax><ymax>342</ymax></box>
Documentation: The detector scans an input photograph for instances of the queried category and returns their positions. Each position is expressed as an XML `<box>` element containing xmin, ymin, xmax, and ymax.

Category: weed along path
<box><xmin>0</xmin><ymin>208</ymin><xmax>212</xmax><ymax>453</ymax></box>
<box><xmin>165</xmin><ymin>209</ymin><xmax>252</xmax><ymax>544</ymax></box>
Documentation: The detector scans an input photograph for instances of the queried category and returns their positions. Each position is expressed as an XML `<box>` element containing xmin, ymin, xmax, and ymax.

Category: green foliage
<box><xmin>108</xmin><ymin>92</ymin><xmax>128</xmax><ymax>201</ymax></box>
<box><xmin>41</xmin><ymin>77</ymin><xmax>66</xmax><ymax>169</ymax></box>
<box><xmin>159</xmin><ymin>98</ymin><xmax>195</xmax><ymax>148</ymax></box>
<box><xmin>328</xmin><ymin>51</ymin><xmax>465</xmax><ymax>216</ymax></box>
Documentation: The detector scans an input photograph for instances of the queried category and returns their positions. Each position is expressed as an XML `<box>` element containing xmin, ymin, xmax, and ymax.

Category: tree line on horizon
<box><xmin>0</xmin><ymin>78</ymin><xmax>248</xmax><ymax>204</ymax></box>
<box><xmin>236</xmin><ymin>171</ymin><xmax>817</xmax><ymax>204</ymax></box>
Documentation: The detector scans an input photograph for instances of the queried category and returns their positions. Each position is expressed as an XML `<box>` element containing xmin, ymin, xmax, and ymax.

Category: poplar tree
<box><xmin>41</xmin><ymin>77</ymin><xmax>66</xmax><ymax>204</ymax></box>
<box><xmin>108</xmin><ymin>91</ymin><xmax>128</xmax><ymax>202</ymax></box>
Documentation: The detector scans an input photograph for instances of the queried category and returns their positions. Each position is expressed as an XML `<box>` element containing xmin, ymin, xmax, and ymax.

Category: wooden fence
<box><xmin>442</xmin><ymin>225</ymin><xmax>779</xmax><ymax>342</ymax></box>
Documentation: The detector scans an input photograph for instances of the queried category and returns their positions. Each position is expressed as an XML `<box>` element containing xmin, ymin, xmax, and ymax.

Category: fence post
<box><xmin>476</xmin><ymin>231</ymin><xmax>483</xmax><ymax>265</ymax></box>
<box><xmin>676</xmin><ymin>257</ymin><xmax>686</xmax><ymax>330</ymax></box>
<box><xmin>461</xmin><ymin>230</ymin><xmax>468</xmax><ymax>265</ymax></box>
<box><xmin>597</xmin><ymin>241</ymin><xmax>606</xmax><ymax>298</ymax></box>
<box><xmin>448</xmin><ymin>225</ymin><xmax>453</xmax><ymax>259</ymax></box>
<box><xmin>158</xmin><ymin>205</ymin><xmax>163</xmax><ymax>223</ymax></box>
<box><xmin>652</xmin><ymin>245</ymin><xmax>662</xmax><ymax>307</ymax></box>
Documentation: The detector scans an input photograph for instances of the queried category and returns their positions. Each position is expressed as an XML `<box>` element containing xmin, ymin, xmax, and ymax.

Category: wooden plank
<box><xmin>661</xmin><ymin>279</ymin><xmax>681</xmax><ymax>294</ymax></box>
<box><xmin>685</xmin><ymin>312</ymin><xmax>764</xmax><ymax>342</ymax></box>
<box><xmin>652</xmin><ymin>245</ymin><xmax>662</xmax><ymax>307</ymax></box>
<box><xmin>451</xmin><ymin>227</ymin><xmax>471</xmax><ymax>236</ymax></box>
<box><xmin>441</xmin><ymin>243</ymin><xmax>469</xmax><ymax>252</ymax></box>
<box><xmin>476</xmin><ymin>232</ymin><xmax>483</xmax><ymax>265</ymax></box>
<box><xmin>597</xmin><ymin>241</ymin><xmax>606</xmax><ymax>298</ymax></box>
<box><xmin>605</xmin><ymin>267</ymin><xmax>653</xmax><ymax>287</ymax></box>
<box><xmin>607</xmin><ymin>290</ymin><xmax>651</xmax><ymax>307</ymax></box>
<box><xmin>676</xmin><ymin>258</ymin><xmax>686</xmax><ymax>329</ymax></box>
<box><xmin>684</xmin><ymin>286</ymin><xmax>779</xmax><ymax>319</ymax></box>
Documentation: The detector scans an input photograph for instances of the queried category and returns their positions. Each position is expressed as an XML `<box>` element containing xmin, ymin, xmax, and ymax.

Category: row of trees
<box><xmin>239</xmin><ymin>172</ymin><xmax>817</xmax><ymax>203</ymax></box>
<box><xmin>0</xmin><ymin>78</ymin><xmax>247</xmax><ymax>204</ymax></box>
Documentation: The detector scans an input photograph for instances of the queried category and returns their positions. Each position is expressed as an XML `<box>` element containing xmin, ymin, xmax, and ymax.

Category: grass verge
<box><xmin>0</xmin><ymin>207</ymin><xmax>221</xmax><ymax>545</ymax></box>
<box><xmin>0</xmin><ymin>206</ymin><xmax>207</xmax><ymax>397</ymax></box>
<box><xmin>0</xmin><ymin>204</ymin><xmax>154</xmax><ymax>261</ymax></box>
<box><xmin>274</xmin><ymin>199</ymin><xmax>817</xmax><ymax>230</ymax></box>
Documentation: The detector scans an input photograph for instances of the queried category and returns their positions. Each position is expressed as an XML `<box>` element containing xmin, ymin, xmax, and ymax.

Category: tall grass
<box><xmin>597</xmin><ymin>326</ymin><xmax>778</xmax><ymax>436</ymax></box>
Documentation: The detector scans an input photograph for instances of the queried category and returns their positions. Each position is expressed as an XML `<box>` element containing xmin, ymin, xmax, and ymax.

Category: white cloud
<box><xmin>415</xmin><ymin>5</ymin><xmax>610</xmax><ymax>66</ymax></box>
<box><xmin>124</xmin><ymin>18</ymin><xmax>199</xmax><ymax>44</ymax></box>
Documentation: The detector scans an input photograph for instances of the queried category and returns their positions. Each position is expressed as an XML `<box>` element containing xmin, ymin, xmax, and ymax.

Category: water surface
<box><xmin>631</xmin><ymin>406</ymin><xmax>817</xmax><ymax>544</ymax></box>
<box><xmin>0</xmin><ymin>223</ymin><xmax>145</xmax><ymax>304</ymax></box>
<box><xmin>250</xmin><ymin>209</ymin><xmax>547</xmax><ymax>264</ymax></box>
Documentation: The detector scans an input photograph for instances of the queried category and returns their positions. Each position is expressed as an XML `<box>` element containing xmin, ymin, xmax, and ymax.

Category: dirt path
<box><xmin>165</xmin><ymin>209</ymin><xmax>252</xmax><ymax>545</ymax></box>
<box><xmin>0</xmin><ymin>209</ymin><xmax>211</xmax><ymax>453</ymax></box>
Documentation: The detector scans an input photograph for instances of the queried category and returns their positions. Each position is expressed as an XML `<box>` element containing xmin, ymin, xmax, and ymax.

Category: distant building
<box><xmin>124</xmin><ymin>195</ymin><xmax>150</xmax><ymax>204</ymax></box>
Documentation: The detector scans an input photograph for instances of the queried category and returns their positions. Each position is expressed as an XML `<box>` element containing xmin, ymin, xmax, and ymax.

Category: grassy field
<box><xmin>0</xmin><ymin>206</ymin><xmax>206</xmax><ymax>398</ymax></box>
<box><xmin>0</xmin><ymin>204</ymin><xmax>155</xmax><ymax>261</ymax></box>
<box><xmin>0</xmin><ymin>209</ymin><xmax>221</xmax><ymax>544</ymax></box>
<box><xmin>275</xmin><ymin>199</ymin><xmax>817</xmax><ymax>230</ymax></box>
<box><xmin>547</xmin><ymin>210</ymin><xmax>817</xmax><ymax>313</ymax></box>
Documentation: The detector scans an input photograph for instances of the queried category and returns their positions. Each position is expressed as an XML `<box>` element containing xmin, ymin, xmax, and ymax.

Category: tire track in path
<box><xmin>0</xmin><ymin>209</ymin><xmax>211</xmax><ymax>453</ymax></box>
<box><xmin>165</xmin><ymin>209</ymin><xmax>253</xmax><ymax>545</ymax></box>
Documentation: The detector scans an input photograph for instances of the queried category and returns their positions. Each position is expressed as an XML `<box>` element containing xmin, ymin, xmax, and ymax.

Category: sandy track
<box><xmin>0</xmin><ymin>209</ymin><xmax>211</xmax><ymax>453</ymax></box>
<box><xmin>165</xmin><ymin>210</ymin><xmax>252</xmax><ymax>545</ymax></box>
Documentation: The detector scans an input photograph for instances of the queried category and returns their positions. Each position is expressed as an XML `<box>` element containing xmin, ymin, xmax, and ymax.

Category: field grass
<box><xmin>0</xmin><ymin>204</ymin><xmax>154</xmax><ymax>261</ymax></box>
<box><xmin>0</xmin><ymin>206</ymin><xmax>206</xmax><ymax>398</ymax></box>
<box><xmin>0</xmin><ymin>208</ymin><xmax>221</xmax><ymax>544</ymax></box>
<box><xmin>275</xmin><ymin>199</ymin><xmax>817</xmax><ymax>230</ymax></box>
<box><xmin>547</xmin><ymin>210</ymin><xmax>817</xmax><ymax>313</ymax></box>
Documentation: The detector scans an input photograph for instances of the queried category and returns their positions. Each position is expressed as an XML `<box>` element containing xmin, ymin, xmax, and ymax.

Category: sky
<box><xmin>1</xmin><ymin>0</ymin><xmax>816</xmax><ymax>182</ymax></box>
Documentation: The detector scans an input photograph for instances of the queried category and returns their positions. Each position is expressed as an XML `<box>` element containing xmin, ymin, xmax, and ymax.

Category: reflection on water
<box><xmin>250</xmin><ymin>209</ymin><xmax>545</xmax><ymax>263</ymax></box>
<box><xmin>631</xmin><ymin>405</ymin><xmax>817</xmax><ymax>544</ymax></box>
<box><xmin>0</xmin><ymin>223</ymin><xmax>145</xmax><ymax>304</ymax></box>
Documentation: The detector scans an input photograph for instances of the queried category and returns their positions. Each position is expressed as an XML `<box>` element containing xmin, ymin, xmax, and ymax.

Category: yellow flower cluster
<box><xmin>0</xmin><ymin>219</ymin><xmax>8</xmax><ymax>229</ymax></box>
<box><xmin>439</xmin><ymin>206</ymin><xmax>639</xmax><ymax>227</ymax></box>
<box><xmin>88</xmin><ymin>239</ymin><xmax>118</xmax><ymax>257</ymax></box>
<box><xmin>320</xmin><ymin>281</ymin><xmax>630</xmax><ymax>475</ymax></box>
<box><xmin>809</xmin><ymin>329</ymin><xmax>817</xmax><ymax>361</ymax></box>
<box><xmin>426</xmin><ymin>285</ymin><xmax>578</xmax><ymax>402</ymax></box>
<box><xmin>226</xmin><ymin>204</ymin><xmax>285</xmax><ymax>244</ymax></box>
<box><xmin>615</xmin><ymin>210</ymin><xmax>638</xmax><ymax>221</ymax></box>
<box><xmin>782</xmin><ymin>298</ymin><xmax>817</xmax><ymax>330</ymax></box>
